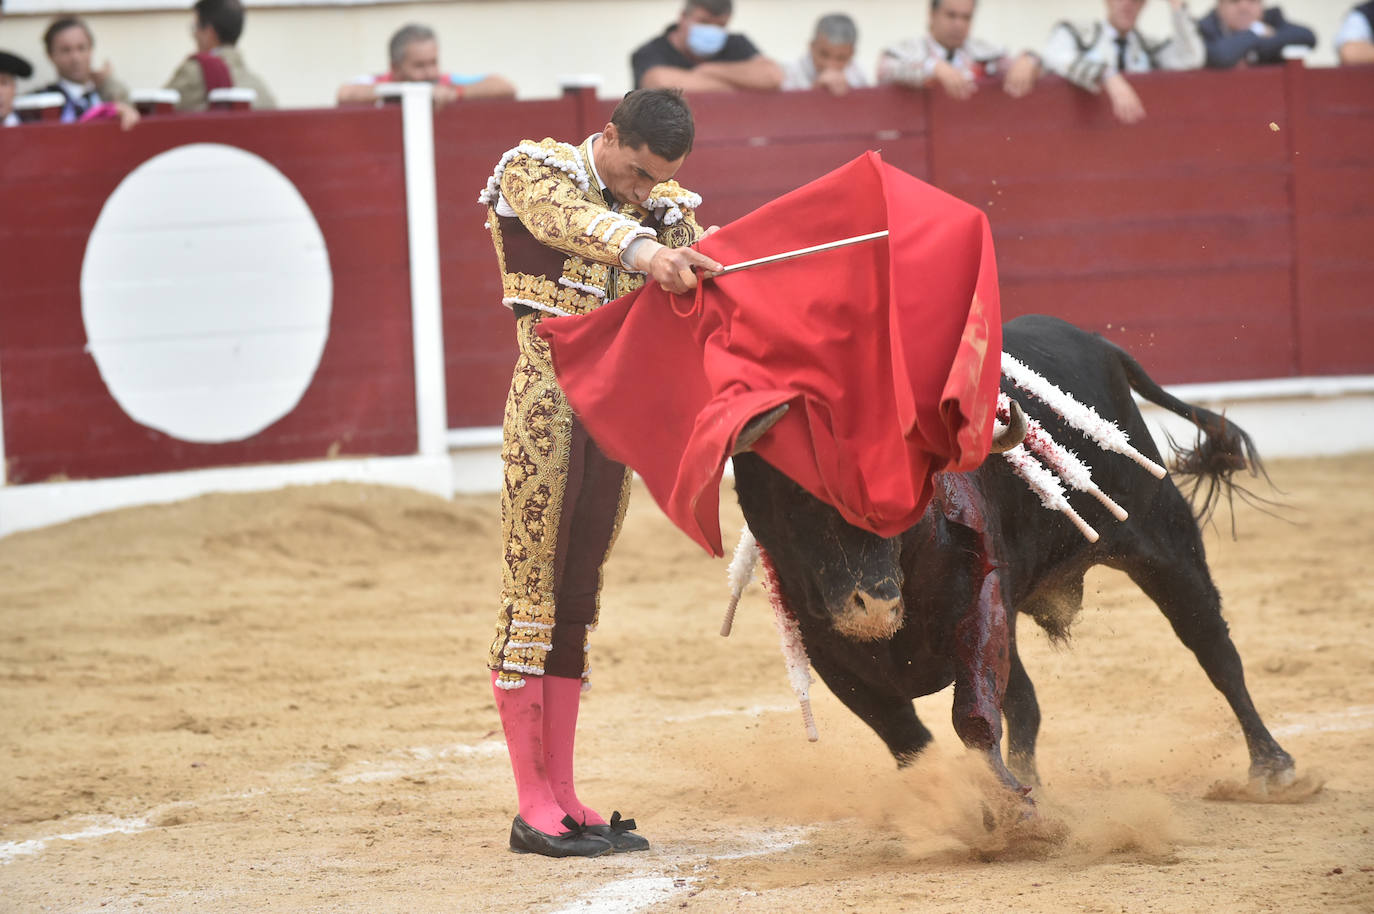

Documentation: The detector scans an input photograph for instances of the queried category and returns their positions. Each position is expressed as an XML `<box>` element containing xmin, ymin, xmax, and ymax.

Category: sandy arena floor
<box><xmin>1</xmin><ymin>454</ymin><xmax>1371</xmax><ymax>913</ymax></box>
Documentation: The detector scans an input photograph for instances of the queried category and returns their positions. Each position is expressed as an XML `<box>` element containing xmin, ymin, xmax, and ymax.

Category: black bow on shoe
<box><xmin>585</xmin><ymin>810</ymin><xmax>650</xmax><ymax>853</ymax></box>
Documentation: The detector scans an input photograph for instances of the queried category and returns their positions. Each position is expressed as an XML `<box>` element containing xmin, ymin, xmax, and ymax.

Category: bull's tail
<box><xmin>1116</xmin><ymin>349</ymin><xmax>1271</xmax><ymax>532</ymax></box>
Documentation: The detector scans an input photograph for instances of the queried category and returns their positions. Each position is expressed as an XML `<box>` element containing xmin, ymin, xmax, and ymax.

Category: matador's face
<box><xmin>596</xmin><ymin>123</ymin><xmax>686</xmax><ymax>206</ymax></box>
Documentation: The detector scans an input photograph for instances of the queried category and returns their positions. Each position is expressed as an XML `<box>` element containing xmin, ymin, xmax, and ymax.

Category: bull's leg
<box><xmin>951</xmin><ymin>564</ymin><xmax>1025</xmax><ymax>794</ymax></box>
<box><xmin>1123</xmin><ymin>542</ymin><xmax>1295</xmax><ymax>784</ymax></box>
<box><xmin>806</xmin><ymin>651</ymin><xmax>934</xmax><ymax>766</ymax></box>
<box><xmin>1003</xmin><ymin>628</ymin><xmax>1043</xmax><ymax>787</ymax></box>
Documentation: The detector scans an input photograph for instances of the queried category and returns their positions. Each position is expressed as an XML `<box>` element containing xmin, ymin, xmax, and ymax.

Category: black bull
<box><xmin>732</xmin><ymin>314</ymin><xmax>1295</xmax><ymax>794</ymax></box>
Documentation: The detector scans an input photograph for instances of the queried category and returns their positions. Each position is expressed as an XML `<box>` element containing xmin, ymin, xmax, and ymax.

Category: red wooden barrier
<box><xmin>0</xmin><ymin>107</ymin><xmax>418</xmax><ymax>484</ymax></box>
<box><xmin>437</xmin><ymin>64</ymin><xmax>1374</xmax><ymax>429</ymax></box>
<box><xmin>2</xmin><ymin>63</ymin><xmax>1369</xmax><ymax>477</ymax></box>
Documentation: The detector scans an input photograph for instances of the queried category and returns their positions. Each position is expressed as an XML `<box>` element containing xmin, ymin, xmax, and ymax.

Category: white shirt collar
<box><xmin>2</xmin><ymin>111</ymin><xmax>19</xmax><ymax>127</ymax></box>
<box><xmin>585</xmin><ymin>133</ymin><xmax>608</xmax><ymax>195</ymax></box>
<box><xmin>58</xmin><ymin>77</ymin><xmax>96</xmax><ymax>98</ymax></box>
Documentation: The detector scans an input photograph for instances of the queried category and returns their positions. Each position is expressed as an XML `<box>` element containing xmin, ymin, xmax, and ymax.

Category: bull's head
<box><xmin>733</xmin><ymin>453</ymin><xmax>905</xmax><ymax>641</ymax></box>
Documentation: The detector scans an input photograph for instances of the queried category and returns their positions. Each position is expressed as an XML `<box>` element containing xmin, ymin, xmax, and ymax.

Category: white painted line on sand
<box><xmin>1271</xmin><ymin>705</ymin><xmax>1374</xmax><ymax>737</ymax></box>
<box><xmin>662</xmin><ymin>704</ymin><xmax>798</xmax><ymax>723</ymax></box>
<box><xmin>543</xmin><ymin>826</ymin><xmax>813</xmax><ymax>914</ymax></box>
<box><xmin>0</xmin><ymin>817</ymin><xmax>150</xmax><ymax>865</ymax></box>
<box><xmin>547</xmin><ymin>876</ymin><xmax>687</xmax><ymax>914</ymax></box>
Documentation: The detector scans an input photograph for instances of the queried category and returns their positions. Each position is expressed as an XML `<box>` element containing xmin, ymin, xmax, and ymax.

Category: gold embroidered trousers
<box><xmin>488</xmin><ymin>313</ymin><xmax>633</xmax><ymax>690</ymax></box>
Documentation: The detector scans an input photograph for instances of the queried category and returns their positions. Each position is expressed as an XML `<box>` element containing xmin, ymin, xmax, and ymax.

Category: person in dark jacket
<box><xmin>1198</xmin><ymin>0</ymin><xmax>1316</xmax><ymax>67</ymax></box>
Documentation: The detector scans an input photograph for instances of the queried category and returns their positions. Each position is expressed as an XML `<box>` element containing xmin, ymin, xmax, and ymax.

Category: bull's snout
<box><xmin>833</xmin><ymin>579</ymin><xmax>905</xmax><ymax>641</ymax></box>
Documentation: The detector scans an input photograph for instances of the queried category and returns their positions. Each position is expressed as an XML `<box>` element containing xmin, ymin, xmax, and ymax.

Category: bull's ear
<box><xmin>989</xmin><ymin>400</ymin><xmax>1027</xmax><ymax>454</ymax></box>
<box><xmin>732</xmin><ymin>403</ymin><xmax>790</xmax><ymax>455</ymax></box>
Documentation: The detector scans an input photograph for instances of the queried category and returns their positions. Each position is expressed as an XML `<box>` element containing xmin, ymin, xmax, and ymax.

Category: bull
<box><xmin>731</xmin><ymin>314</ymin><xmax>1296</xmax><ymax>795</ymax></box>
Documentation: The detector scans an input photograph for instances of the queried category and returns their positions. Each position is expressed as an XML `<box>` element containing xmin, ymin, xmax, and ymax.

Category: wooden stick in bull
<box><xmin>996</xmin><ymin>393</ymin><xmax>1130</xmax><ymax>522</ymax></box>
<box><xmin>1001</xmin><ymin>353</ymin><xmax>1168</xmax><ymax>479</ymax></box>
<box><xmin>756</xmin><ymin>544</ymin><xmax>820</xmax><ymax>742</ymax></box>
<box><xmin>721</xmin><ymin>525</ymin><xmax>759</xmax><ymax>637</ymax></box>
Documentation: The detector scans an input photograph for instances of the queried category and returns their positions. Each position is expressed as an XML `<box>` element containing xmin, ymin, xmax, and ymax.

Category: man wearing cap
<box><xmin>1</xmin><ymin>51</ymin><xmax>33</xmax><ymax>127</ymax></box>
<box><xmin>479</xmin><ymin>88</ymin><xmax>721</xmax><ymax>858</ymax></box>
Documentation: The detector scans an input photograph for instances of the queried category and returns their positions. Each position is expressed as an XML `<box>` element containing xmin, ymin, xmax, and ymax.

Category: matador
<box><xmin>479</xmin><ymin>88</ymin><xmax>721</xmax><ymax>858</ymax></box>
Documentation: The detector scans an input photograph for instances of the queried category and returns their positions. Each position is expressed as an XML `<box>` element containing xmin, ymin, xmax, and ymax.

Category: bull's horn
<box><xmin>990</xmin><ymin>400</ymin><xmax>1028</xmax><ymax>453</ymax></box>
<box><xmin>732</xmin><ymin>403</ymin><xmax>790</xmax><ymax>455</ymax></box>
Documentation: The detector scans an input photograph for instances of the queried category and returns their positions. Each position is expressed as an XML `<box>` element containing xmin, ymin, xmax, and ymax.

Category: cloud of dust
<box><xmin>699</xmin><ymin>731</ymin><xmax>1180</xmax><ymax>863</ymax></box>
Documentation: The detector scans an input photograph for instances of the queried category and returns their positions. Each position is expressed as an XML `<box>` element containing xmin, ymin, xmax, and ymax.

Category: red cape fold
<box><xmin>538</xmin><ymin>152</ymin><xmax>1002</xmax><ymax>557</ymax></box>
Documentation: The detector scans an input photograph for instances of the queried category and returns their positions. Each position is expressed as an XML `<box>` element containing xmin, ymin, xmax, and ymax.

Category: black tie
<box><xmin>601</xmin><ymin>186</ymin><xmax>617</xmax><ymax>209</ymax></box>
<box><xmin>1115</xmin><ymin>35</ymin><xmax>1129</xmax><ymax>73</ymax></box>
<box><xmin>946</xmin><ymin>46</ymin><xmax>957</xmax><ymax>63</ymax></box>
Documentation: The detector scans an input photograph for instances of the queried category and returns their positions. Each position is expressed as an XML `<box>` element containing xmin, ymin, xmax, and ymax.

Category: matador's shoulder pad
<box><xmin>478</xmin><ymin>138</ymin><xmax>589</xmax><ymax>205</ymax></box>
<box><xmin>640</xmin><ymin>180</ymin><xmax>704</xmax><ymax>227</ymax></box>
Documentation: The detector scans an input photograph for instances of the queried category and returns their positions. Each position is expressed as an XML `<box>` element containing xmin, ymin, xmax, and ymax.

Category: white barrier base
<box><xmin>0</xmin><ymin>454</ymin><xmax>454</xmax><ymax>538</ymax></box>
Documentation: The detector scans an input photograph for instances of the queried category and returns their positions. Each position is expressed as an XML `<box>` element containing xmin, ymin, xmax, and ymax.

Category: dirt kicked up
<box><xmin>1</xmin><ymin>455</ymin><xmax>1371</xmax><ymax>913</ymax></box>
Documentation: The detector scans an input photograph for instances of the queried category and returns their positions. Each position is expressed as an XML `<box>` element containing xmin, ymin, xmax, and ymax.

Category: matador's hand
<box><xmin>634</xmin><ymin>241</ymin><xmax>724</xmax><ymax>295</ymax></box>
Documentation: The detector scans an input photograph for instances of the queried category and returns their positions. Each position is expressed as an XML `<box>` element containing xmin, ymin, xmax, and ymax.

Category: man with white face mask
<box><xmin>632</xmin><ymin>0</ymin><xmax>783</xmax><ymax>92</ymax></box>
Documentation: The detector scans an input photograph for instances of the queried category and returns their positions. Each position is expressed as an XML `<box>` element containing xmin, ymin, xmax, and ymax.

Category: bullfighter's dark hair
<box><xmin>194</xmin><ymin>0</ymin><xmax>245</xmax><ymax>46</ymax></box>
<box><xmin>686</xmin><ymin>0</ymin><xmax>733</xmax><ymax>18</ymax></box>
<box><xmin>610</xmin><ymin>88</ymin><xmax>695</xmax><ymax>161</ymax></box>
<box><xmin>43</xmin><ymin>17</ymin><xmax>93</xmax><ymax>54</ymax></box>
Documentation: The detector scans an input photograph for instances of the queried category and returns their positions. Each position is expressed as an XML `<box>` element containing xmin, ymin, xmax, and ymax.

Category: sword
<box><xmin>709</xmin><ymin>230</ymin><xmax>889</xmax><ymax>278</ymax></box>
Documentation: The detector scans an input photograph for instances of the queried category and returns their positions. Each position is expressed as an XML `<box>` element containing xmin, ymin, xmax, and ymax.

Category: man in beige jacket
<box><xmin>165</xmin><ymin>0</ymin><xmax>276</xmax><ymax>111</ymax></box>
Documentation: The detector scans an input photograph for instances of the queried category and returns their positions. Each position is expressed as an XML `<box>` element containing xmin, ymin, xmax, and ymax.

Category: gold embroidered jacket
<box><xmin>479</xmin><ymin>136</ymin><xmax>704</xmax><ymax>317</ymax></box>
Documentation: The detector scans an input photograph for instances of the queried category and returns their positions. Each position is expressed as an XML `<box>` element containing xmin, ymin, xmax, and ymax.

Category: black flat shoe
<box><xmin>509</xmin><ymin>815</ymin><xmax>613</xmax><ymax>858</ymax></box>
<box><xmin>584</xmin><ymin>811</ymin><xmax>649</xmax><ymax>853</ymax></box>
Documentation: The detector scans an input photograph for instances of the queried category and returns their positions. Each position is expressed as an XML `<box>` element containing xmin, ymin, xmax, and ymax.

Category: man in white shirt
<box><xmin>877</xmin><ymin>0</ymin><xmax>1040</xmax><ymax>100</ymax></box>
<box><xmin>37</xmin><ymin>17</ymin><xmax>129</xmax><ymax>123</ymax></box>
<box><xmin>1</xmin><ymin>51</ymin><xmax>32</xmax><ymax>128</ymax></box>
<box><xmin>782</xmin><ymin>13</ymin><xmax>870</xmax><ymax>95</ymax></box>
<box><xmin>1041</xmin><ymin>0</ymin><xmax>1204</xmax><ymax>124</ymax></box>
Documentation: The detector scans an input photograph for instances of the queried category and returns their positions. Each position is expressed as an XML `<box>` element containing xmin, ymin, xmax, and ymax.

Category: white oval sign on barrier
<box><xmin>81</xmin><ymin>142</ymin><xmax>332</xmax><ymax>444</ymax></box>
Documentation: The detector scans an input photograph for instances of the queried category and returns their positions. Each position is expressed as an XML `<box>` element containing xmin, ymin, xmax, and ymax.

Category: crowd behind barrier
<box><xmin>2</xmin><ymin>0</ymin><xmax>1372</xmax><ymax>128</ymax></box>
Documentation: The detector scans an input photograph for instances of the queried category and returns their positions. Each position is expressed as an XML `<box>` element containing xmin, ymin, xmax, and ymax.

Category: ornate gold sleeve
<box><xmin>498</xmin><ymin>153</ymin><xmax>654</xmax><ymax>267</ymax></box>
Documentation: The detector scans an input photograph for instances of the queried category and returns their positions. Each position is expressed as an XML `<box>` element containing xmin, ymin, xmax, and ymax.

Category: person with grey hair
<box><xmin>338</xmin><ymin>22</ymin><xmax>515</xmax><ymax>107</ymax></box>
<box><xmin>782</xmin><ymin>12</ymin><xmax>870</xmax><ymax>94</ymax></box>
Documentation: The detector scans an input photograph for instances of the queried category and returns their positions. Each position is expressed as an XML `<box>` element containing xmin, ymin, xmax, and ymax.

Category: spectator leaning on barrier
<box><xmin>1198</xmin><ymin>1</ymin><xmax>1316</xmax><ymax>67</ymax></box>
<box><xmin>782</xmin><ymin>13</ymin><xmax>869</xmax><ymax>94</ymax></box>
<box><xmin>876</xmin><ymin>0</ymin><xmax>1041</xmax><ymax>100</ymax></box>
<box><xmin>631</xmin><ymin>0</ymin><xmax>783</xmax><ymax>92</ymax></box>
<box><xmin>36</xmin><ymin>17</ymin><xmax>130</xmax><ymax>122</ymax></box>
<box><xmin>1335</xmin><ymin>2</ymin><xmax>1374</xmax><ymax>63</ymax></box>
<box><xmin>1</xmin><ymin>51</ymin><xmax>33</xmax><ymax>127</ymax></box>
<box><xmin>1041</xmin><ymin>0</ymin><xmax>1204</xmax><ymax>125</ymax></box>
<box><xmin>337</xmin><ymin>23</ymin><xmax>515</xmax><ymax>107</ymax></box>
<box><xmin>165</xmin><ymin>0</ymin><xmax>276</xmax><ymax>111</ymax></box>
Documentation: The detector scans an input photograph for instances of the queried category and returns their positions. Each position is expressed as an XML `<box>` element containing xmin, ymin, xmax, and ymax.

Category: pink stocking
<box><xmin>491</xmin><ymin>672</ymin><xmax>568</xmax><ymax>834</ymax></box>
<box><xmin>542</xmin><ymin>675</ymin><xmax>606</xmax><ymax>826</ymax></box>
